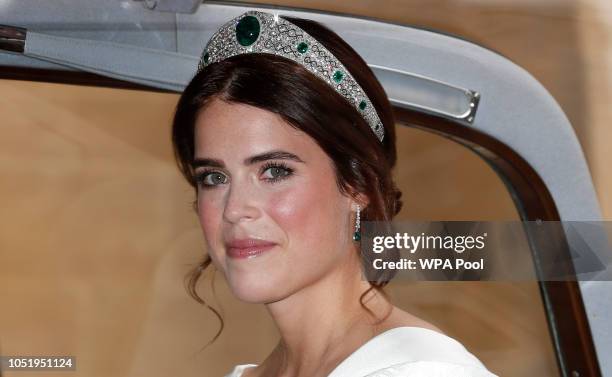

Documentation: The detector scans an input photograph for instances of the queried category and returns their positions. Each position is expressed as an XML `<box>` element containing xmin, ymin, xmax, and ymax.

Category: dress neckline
<box><xmin>327</xmin><ymin>326</ymin><xmax>465</xmax><ymax>377</ymax></box>
<box><xmin>233</xmin><ymin>326</ymin><xmax>462</xmax><ymax>377</ymax></box>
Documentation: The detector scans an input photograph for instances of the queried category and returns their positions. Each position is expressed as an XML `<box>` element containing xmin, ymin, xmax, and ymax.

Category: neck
<box><xmin>263</xmin><ymin>252</ymin><xmax>392</xmax><ymax>377</ymax></box>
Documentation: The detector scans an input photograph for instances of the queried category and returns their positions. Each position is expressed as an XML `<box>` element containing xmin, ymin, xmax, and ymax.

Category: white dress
<box><xmin>224</xmin><ymin>326</ymin><xmax>499</xmax><ymax>377</ymax></box>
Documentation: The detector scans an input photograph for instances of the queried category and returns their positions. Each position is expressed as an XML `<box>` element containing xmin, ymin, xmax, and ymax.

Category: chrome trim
<box><xmin>370</xmin><ymin>64</ymin><xmax>480</xmax><ymax>125</ymax></box>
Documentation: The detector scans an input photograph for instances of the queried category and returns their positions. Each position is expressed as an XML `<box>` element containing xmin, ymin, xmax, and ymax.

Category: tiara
<box><xmin>197</xmin><ymin>11</ymin><xmax>385</xmax><ymax>142</ymax></box>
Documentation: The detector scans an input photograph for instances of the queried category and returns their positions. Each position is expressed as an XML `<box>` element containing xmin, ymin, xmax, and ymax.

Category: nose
<box><xmin>222</xmin><ymin>178</ymin><xmax>261</xmax><ymax>224</ymax></box>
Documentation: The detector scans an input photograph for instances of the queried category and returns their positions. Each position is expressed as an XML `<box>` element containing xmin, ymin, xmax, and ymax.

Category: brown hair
<box><xmin>171</xmin><ymin>16</ymin><xmax>403</xmax><ymax>348</ymax></box>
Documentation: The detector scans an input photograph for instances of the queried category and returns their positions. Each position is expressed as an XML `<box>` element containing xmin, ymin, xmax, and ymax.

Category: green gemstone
<box><xmin>353</xmin><ymin>232</ymin><xmax>361</xmax><ymax>241</ymax></box>
<box><xmin>203</xmin><ymin>52</ymin><xmax>210</xmax><ymax>63</ymax></box>
<box><xmin>359</xmin><ymin>100</ymin><xmax>367</xmax><ymax>110</ymax></box>
<box><xmin>332</xmin><ymin>70</ymin><xmax>344</xmax><ymax>83</ymax></box>
<box><xmin>297</xmin><ymin>41</ymin><xmax>308</xmax><ymax>53</ymax></box>
<box><xmin>236</xmin><ymin>15</ymin><xmax>260</xmax><ymax>47</ymax></box>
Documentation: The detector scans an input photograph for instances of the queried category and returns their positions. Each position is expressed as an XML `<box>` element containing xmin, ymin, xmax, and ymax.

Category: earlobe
<box><xmin>351</xmin><ymin>193</ymin><xmax>370</xmax><ymax>211</ymax></box>
<box><xmin>345</xmin><ymin>181</ymin><xmax>369</xmax><ymax>211</ymax></box>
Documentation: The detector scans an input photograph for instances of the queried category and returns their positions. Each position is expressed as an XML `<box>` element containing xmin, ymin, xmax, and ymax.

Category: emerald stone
<box><xmin>332</xmin><ymin>70</ymin><xmax>344</xmax><ymax>83</ymax></box>
<box><xmin>353</xmin><ymin>232</ymin><xmax>361</xmax><ymax>241</ymax></box>
<box><xmin>359</xmin><ymin>100</ymin><xmax>367</xmax><ymax>110</ymax></box>
<box><xmin>203</xmin><ymin>52</ymin><xmax>210</xmax><ymax>64</ymax></box>
<box><xmin>236</xmin><ymin>15</ymin><xmax>260</xmax><ymax>47</ymax></box>
<box><xmin>297</xmin><ymin>41</ymin><xmax>308</xmax><ymax>53</ymax></box>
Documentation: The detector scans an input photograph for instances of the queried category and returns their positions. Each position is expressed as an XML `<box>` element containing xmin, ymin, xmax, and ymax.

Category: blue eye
<box><xmin>261</xmin><ymin>162</ymin><xmax>294</xmax><ymax>182</ymax></box>
<box><xmin>194</xmin><ymin>162</ymin><xmax>294</xmax><ymax>189</ymax></box>
<box><xmin>195</xmin><ymin>170</ymin><xmax>227</xmax><ymax>188</ymax></box>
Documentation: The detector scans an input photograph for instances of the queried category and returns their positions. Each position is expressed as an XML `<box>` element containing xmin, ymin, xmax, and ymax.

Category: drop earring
<box><xmin>353</xmin><ymin>204</ymin><xmax>361</xmax><ymax>241</ymax></box>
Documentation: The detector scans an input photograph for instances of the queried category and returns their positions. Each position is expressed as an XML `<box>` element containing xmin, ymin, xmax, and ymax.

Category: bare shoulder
<box><xmin>378</xmin><ymin>306</ymin><xmax>445</xmax><ymax>336</ymax></box>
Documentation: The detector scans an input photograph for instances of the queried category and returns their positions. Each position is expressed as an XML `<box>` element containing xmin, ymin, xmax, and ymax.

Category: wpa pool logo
<box><xmin>419</xmin><ymin>258</ymin><xmax>485</xmax><ymax>270</ymax></box>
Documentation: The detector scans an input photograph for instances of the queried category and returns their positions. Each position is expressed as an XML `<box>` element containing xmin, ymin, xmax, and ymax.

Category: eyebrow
<box><xmin>192</xmin><ymin>150</ymin><xmax>305</xmax><ymax>169</ymax></box>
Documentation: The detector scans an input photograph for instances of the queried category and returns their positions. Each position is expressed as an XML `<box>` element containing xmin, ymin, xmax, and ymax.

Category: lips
<box><xmin>225</xmin><ymin>238</ymin><xmax>277</xmax><ymax>259</ymax></box>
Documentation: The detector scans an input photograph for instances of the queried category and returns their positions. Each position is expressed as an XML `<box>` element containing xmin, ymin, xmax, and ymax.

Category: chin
<box><xmin>227</xmin><ymin>273</ymin><xmax>292</xmax><ymax>304</ymax></box>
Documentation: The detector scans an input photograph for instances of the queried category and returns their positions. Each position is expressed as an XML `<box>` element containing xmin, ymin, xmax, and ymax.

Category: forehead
<box><xmin>193</xmin><ymin>98</ymin><xmax>322</xmax><ymax>160</ymax></box>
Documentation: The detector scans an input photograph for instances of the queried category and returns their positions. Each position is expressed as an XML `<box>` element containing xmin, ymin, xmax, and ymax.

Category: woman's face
<box><xmin>193</xmin><ymin>98</ymin><xmax>358</xmax><ymax>304</ymax></box>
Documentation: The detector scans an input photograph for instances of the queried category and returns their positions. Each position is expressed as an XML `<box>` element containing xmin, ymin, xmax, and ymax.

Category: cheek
<box><xmin>198</xmin><ymin>195</ymin><xmax>218</xmax><ymax>230</ymax></box>
<box><xmin>267</xmin><ymin>189</ymin><xmax>306</xmax><ymax>227</ymax></box>
<box><xmin>197</xmin><ymin>193</ymin><xmax>224</xmax><ymax>257</ymax></box>
<box><xmin>268</xmin><ymin>180</ymin><xmax>347</xmax><ymax>250</ymax></box>
<box><xmin>267</xmin><ymin>183</ymin><xmax>326</xmax><ymax>237</ymax></box>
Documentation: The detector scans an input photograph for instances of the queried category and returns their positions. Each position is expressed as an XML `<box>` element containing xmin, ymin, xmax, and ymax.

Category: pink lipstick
<box><xmin>226</xmin><ymin>238</ymin><xmax>277</xmax><ymax>259</ymax></box>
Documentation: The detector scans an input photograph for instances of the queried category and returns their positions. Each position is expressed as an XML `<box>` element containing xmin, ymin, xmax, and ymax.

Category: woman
<box><xmin>172</xmin><ymin>10</ymin><xmax>498</xmax><ymax>377</ymax></box>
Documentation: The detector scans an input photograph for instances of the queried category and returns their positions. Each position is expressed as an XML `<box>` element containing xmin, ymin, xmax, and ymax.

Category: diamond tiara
<box><xmin>197</xmin><ymin>10</ymin><xmax>385</xmax><ymax>142</ymax></box>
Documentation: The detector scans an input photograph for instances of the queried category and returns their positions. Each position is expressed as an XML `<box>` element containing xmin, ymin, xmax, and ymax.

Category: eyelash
<box><xmin>194</xmin><ymin>162</ymin><xmax>294</xmax><ymax>189</ymax></box>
